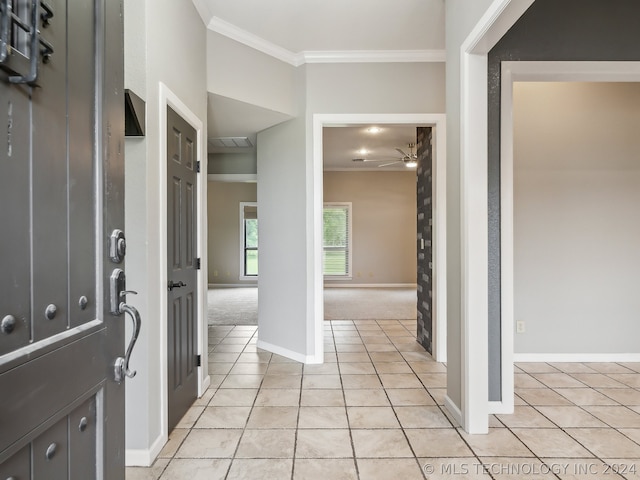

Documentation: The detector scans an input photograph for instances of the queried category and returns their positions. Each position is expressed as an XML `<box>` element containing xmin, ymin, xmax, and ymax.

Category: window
<box><xmin>323</xmin><ymin>203</ymin><xmax>352</xmax><ymax>277</ymax></box>
<box><xmin>240</xmin><ymin>203</ymin><xmax>258</xmax><ymax>278</ymax></box>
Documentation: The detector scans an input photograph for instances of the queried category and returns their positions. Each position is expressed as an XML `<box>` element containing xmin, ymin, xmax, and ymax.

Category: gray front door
<box><xmin>0</xmin><ymin>0</ymin><xmax>128</xmax><ymax>478</ymax></box>
<box><xmin>167</xmin><ymin>106</ymin><xmax>198</xmax><ymax>431</ymax></box>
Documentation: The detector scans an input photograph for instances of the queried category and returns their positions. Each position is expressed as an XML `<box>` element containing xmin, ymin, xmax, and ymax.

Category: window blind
<box><xmin>323</xmin><ymin>204</ymin><xmax>351</xmax><ymax>276</ymax></box>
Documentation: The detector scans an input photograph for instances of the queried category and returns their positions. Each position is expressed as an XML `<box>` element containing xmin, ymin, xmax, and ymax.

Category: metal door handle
<box><xmin>8</xmin><ymin>0</ymin><xmax>39</xmax><ymax>84</ymax></box>
<box><xmin>168</xmin><ymin>280</ymin><xmax>186</xmax><ymax>291</ymax></box>
<box><xmin>114</xmin><ymin>302</ymin><xmax>141</xmax><ymax>383</ymax></box>
<box><xmin>0</xmin><ymin>0</ymin><xmax>11</xmax><ymax>64</ymax></box>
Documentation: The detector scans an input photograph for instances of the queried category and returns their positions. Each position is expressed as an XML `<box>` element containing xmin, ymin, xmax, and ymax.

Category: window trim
<box><xmin>239</xmin><ymin>202</ymin><xmax>258</xmax><ymax>280</ymax></box>
<box><xmin>323</xmin><ymin>202</ymin><xmax>352</xmax><ymax>280</ymax></box>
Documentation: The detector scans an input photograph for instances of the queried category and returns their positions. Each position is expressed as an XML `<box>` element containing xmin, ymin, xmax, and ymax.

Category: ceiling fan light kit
<box><xmin>350</xmin><ymin>142</ymin><xmax>418</xmax><ymax>168</ymax></box>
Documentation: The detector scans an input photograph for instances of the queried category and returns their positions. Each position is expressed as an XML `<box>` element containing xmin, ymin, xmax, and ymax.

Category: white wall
<box><xmin>247</xmin><ymin>52</ymin><xmax>446</xmax><ymax>362</ymax></box>
<box><xmin>305</xmin><ymin>62</ymin><xmax>445</xmax><ymax>114</ymax></box>
<box><xmin>445</xmin><ymin>0</ymin><xmax>496</xmax><ymax>413</ymax></box>
<box><xmin>513</xmin><ymin>82</ymin><xmax>640</xmax><ymax>355</ymax></box>
<box><xmin>124</xmin><ymin>0</ymin><xmax>208</xmax><ymax>463</ymax></box>
<box><xmin>323</xmin><ymin>171</ymin><xmax>417</xmax><ymax>285</ymax></box>
<box><xmin>206</xmin><ymin>31</ymin><xmax>297</xmax><ymax>116</ymax></box>
<box><xmin>257</xmin><ymin>117</ymin><xmax>310</xmax><ymax>359</ymax></box>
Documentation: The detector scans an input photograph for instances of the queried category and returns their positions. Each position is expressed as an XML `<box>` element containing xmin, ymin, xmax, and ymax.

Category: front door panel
<box><xmin>167</xmin><ymin>106</ymin><xmax>198</xmax><ymax>431</ymax></box>
<box><xmin>0</xmin><ymin>0</ymin><xmax>126</xmax><ymax>478</ymax></box>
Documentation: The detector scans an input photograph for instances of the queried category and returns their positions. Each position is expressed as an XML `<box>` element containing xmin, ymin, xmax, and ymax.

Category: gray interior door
<box><xmin>167</xmin><ymin>106</ymin><xmax>199</xmax><ymax>431</ymax></box>
<box><xmin>0</xmin><ymin>0</ymin><xmax>128</xmax><ymax>478</ymax></box>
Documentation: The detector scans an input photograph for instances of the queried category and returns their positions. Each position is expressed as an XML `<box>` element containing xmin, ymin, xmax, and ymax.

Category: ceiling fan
<box><xmin>351</xmin><ymin>143</ymin><xmax>418</xmax><ymax>168</ymax></box>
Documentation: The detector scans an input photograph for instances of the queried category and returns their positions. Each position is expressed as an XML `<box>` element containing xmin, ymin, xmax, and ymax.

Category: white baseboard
<box><xmin>444</xmin><ymin>395</ymin><xmax>463</xmax><ymax>427</ymax></box>
<box><xmin>208</xmin><ymin>283</ymin><xmax>257</xmax><ymax>288</ymax></box>
<box><xmin>199</xmin><ymin>374</ymin><xmax>211</xmax><ymax>397</ymax></box>
<box><xmin>256</xmin><ymin>339</ymin><xmax>322</xmax><ymax>364</ymax></box>
<box><xmin>488</xmin><ymin>400</ymin><xmax>514</xmax><ymax>415</ymax></box>
<box><xmin>323</xmin><ymin>283</ymin><xmax>417</xmax><ymax>288</ymax></box>
<box><xmin>125</xmin><ymin>433</ymin><xmax>166</xmax><ymax>467</ymax></box>
<box><xmin>514</xmin><ymin>353</ymin><xmax>640</xmax><ymax>363</ymax></box>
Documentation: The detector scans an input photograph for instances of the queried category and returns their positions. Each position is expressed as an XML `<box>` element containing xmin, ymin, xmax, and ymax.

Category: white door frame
<box><xmin>311</xmin><ymin>113</ymin><xmax>447</xmax><ymax>363</ymax></box>
<box><xmin>498</xmin><ymin>61</ymin><xmax>640</xmax><ymax>412</ymax></box>
<box><xmin>457</xmin><ymin>0</ymin><xmax>534</xmax><ymax>432</ymax></box>
<box><xmin>158</xmin><ymin>83</ymin><xmax>209</xmax><ymax>449</ymax></box>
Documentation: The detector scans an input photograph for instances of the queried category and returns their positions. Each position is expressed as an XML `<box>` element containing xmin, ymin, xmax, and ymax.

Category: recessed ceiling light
<box><xmin>366</xmin><ymin>127</ymin><xmax>381</xmax><ymax>134</ymax></box>
<box><xmin>357</xmin><ymin>148</ymin><xmax>368</xmax><ymax>155</ymax></box>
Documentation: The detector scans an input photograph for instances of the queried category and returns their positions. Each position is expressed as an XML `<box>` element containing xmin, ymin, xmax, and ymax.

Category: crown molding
<box><xmin>207</xmin><ymin>16</ymin><xmax>445</xmax><ymax>66</ymax></box>
<box><xmin>208</xmin><ymin>16</ymin><xmax>299</xmax><ymax>65</ymax></box>
<box><xmin>301</xmin><ymin>49</ymin><xmax>446</xmax><ymax>64</ymax></box>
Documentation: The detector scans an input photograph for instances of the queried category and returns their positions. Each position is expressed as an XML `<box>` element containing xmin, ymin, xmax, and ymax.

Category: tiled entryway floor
<box><xmin>127</xmin><ymin>320</ymin><xmax>640</xmax><ymax>479</ymax></box>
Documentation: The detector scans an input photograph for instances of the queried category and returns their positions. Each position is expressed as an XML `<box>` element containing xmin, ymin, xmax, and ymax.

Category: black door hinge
<box><xmin>195</xmin><ymin>257</ymin><xmax>201</xmax><ymax>270</ymax></box>
<box><xmin>196</xmin><ymin>160</ymin><xmax>201</xmax><ymax>173</ymax></box>
<box><xmin>196</xmin><ymin>354</ymin><xmax>201</xmax><ymax>367</ymax></box>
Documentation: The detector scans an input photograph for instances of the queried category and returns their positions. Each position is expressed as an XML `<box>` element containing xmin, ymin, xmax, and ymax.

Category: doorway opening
<box><xmin>321</xmin><ymin>125</ymin><xmax>419</xmax><ymax>350</ymax></box>
<box><xmin>499</xmin><ymin>62</ymin><xmax>640</xmax><ymax>413</ymax></box>
<box><xmin>312</xmin><ymin>114</ymin><xmax>447</xmax><ymax>364</ymax></box>
<box><xmin>206</xmin><ymin>181</ymin><xmax>258</xmax><ymax>327</ymax></box>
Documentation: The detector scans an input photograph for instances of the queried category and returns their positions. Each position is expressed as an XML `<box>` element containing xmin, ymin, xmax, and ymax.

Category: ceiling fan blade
<box><xmin>395</xmin><ymin>148</ymin><xmax>408</xmax><ymax>157</ymax></box>
<box><xmin>378</xmin><ymin>161</ymin><xmax>401</xmax><ymax>167</ymax></box>
<box><xmin>352</xmin><ymin>158</ymin><xmax>393</xmax><ymax>163</ymax></box>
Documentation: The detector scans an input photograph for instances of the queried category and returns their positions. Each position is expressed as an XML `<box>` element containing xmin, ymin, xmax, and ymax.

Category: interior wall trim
<box><xmin>125</xmin><ymin>433</ymin><xmax>165</xmax><ymax>467</ymax></box>
<box><xmin>256</xmin><ymin>339</ymin><xmax>322</xmax><ymax>365</ymax></box>
<box><xmin>444</xmin><ymin>395</ymin><xmax>464</xmax><ymax>427</ymax></box>
<box><xmin>323</xmin><ymin>283</ymin><xmax>418</xmax><ymax>288</ymax></box>
<box><xmin>514</xmin><ymin>353</ymin><xmax>640</xmax><ymax>363</ymax></box>
<box><xmin>206</xmin><ymin>15</ymin><xmax>445</xmax><ymax>66</ymax></box>
<box><xmin>458</xmin><ymin>0</ymin><xmax>534</xmax><ymax>435</ymax></box>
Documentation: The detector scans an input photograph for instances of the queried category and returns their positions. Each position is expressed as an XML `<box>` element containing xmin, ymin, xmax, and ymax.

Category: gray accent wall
<box><xmin>416</xmin><ymin>127</ymin><xmax>433</xmax><ymax>354</ymax></box>
<box><xmin>487</xmin><ymin>0</ymin><xmax>640</xmax><ymax>401</ymax></box>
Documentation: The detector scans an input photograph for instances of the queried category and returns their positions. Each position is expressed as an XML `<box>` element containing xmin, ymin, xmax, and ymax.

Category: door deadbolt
<box><xmin>109</xmin><ymin>229</ymin><xmax>126</xmax><ymax>263</ymax></box>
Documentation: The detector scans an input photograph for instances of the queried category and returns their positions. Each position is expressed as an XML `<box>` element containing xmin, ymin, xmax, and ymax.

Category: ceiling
<box><xmin>196</xmin><ymin>0</ymin><xmax>445</xmax><ymax>53</ymax></box>
<box><xmin>323</xmin><ymin>125</ymin><xmax>419</xmax><ymax>171</ymax></box>
<box><xmin>202</xmin><ymin>0</ymin><xmax>444</xmax><ymax>170</ymax></box>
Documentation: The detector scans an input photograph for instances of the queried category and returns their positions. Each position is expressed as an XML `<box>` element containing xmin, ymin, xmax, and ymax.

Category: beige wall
<box><xmin>208</xmin><ymin>181</ymin><xmax>258</xmax><ymax>284</ymax></box>
<box><xmin>323</xmin><ymin>171</ymin><xmax>417</xmax><ymax>285</ymax></box>
<box><xmin>514</xmin><ymin>82</ymin><xmax>640</xmax><ymax>354</ymax></box>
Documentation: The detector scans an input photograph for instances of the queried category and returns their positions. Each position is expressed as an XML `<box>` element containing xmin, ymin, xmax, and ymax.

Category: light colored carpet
<box><xmin>323</xmin><ymin>287</ymin><xmax>417</xmax><ymax>320</ymax></box>
<box><xmin>208</xmin><ymin>287</ymin><xmax>258</xmax><ymax>326</ymax></box>
<box><xmin>208</xmin><ymin>286</ymin><xmax>416</xmax><ymax>325</ymax></box>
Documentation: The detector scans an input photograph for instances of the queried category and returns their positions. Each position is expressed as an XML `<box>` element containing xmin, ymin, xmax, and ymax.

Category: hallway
<box><xmin>127</xmin><ymin>321</ymin><xmax>640</xmax><ymax>479</ymax></box>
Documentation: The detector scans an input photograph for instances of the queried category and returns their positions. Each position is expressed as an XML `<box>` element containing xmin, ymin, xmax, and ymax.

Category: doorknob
<box><xmin>109</xmin><ymin>268</ymin><xmax>142</xmax><ymax>383</ymax></box>
<box><xmin>114</xmin><ymin>302</ymin><xmax>141</xmax><ymax>383</ymax></box>
<box><xmin>168</xmin><ymin>280</ymin><xmax>186</xmax><ymax>291</ymax></box>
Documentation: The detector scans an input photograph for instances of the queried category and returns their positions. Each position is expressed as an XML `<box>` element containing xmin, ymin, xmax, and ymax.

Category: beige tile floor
<box><xmin>127</xmin><ymin>321</ymin><xmax>640</xmax><ymax>479</ymax></box>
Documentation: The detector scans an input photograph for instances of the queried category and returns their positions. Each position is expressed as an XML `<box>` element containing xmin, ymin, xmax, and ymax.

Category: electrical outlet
<box><xmin>516</xmin><ymin>321</ymin><xmax>526</xmax><ymax>334</ymax></box>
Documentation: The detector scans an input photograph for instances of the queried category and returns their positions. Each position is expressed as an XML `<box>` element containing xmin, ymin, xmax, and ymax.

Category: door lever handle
<box><xmin>167</xmin><ymin>280</ymin><xmax>186</xmax><ymax>291</ymax></box>
<box><xmin>114</xmin><ymin>302</ymin><xmax>141</xmax><ymax>383</ymax></box>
